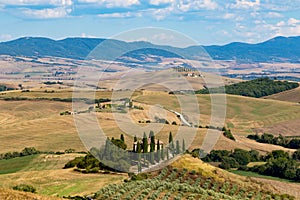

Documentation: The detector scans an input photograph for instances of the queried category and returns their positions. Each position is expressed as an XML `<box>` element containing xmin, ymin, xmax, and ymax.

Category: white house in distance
<box><xmin>133</xmin><ymin>138</ymin><xmax>163</xmax><ymax>152</ymax></box>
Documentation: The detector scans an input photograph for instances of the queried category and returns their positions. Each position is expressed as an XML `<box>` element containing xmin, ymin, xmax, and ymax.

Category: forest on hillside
<box><xmin>196</xmin><ymin>78</ymin><xmax>299</xmax><ymax>98</ymax></box>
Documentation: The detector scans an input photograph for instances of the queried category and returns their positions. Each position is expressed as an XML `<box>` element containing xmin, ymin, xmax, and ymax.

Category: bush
<box><xmin>64</xmin><ymin>157</ymin><xmax>84</xmax><ymax>169</ymax></box>
<box><xmin>12</xmin><ymin>184</ymin><xmax>36</xmax><ymax>193</ymax></box>
<box><xmin>219</xmin><ymin>156</ymin><xmax>239</xmax><ymax>169</ymax></box>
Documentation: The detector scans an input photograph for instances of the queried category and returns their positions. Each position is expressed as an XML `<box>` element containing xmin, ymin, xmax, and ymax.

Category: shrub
<box><xmin>12</xmin><ymin>184</ymin><xmax>36</xmax><ymax>193</ymax></box>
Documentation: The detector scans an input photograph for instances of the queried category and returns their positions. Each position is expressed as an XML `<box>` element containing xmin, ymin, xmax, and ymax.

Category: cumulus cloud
<box><xmin>287</xmin><ymin>18</ymin><xmax>300</xmax><ymax>26</ymax></box>
<box><xmin>0</xmin><ymin>34</ymin><xmax>13</xmax><ymax>41</ymax></box>
<box><xmin>0</xmin><ymin>0</ymin><xmax>72</xmax><ymax>6</ymax></box>
<box><xmin>98</xmin><ymin>11</ymin><xmax>142</xmax><ymax>18</ymax></box>
<box><xmin>22</xmin><ymin>7</ymin><xmax>71</xmax><ymax>18</ymax></box>
<box><xmin>230</xmin><ymin>0</ymin><xmax>260</xmax><ymax>9</ymax></box>
<box><xmin>178</xmin><ymin>0</ymin><xmax>218</xmax><ymax>11</ymax></box>
<box><xmin>77</xmin><ymin>0</ymin><xmax>140</xmax><ymax>7</ymax></box>
<box><xmin>149</xmin><ymin>0</ymin><xmax>174</xmax><ymax>6</ymax></box>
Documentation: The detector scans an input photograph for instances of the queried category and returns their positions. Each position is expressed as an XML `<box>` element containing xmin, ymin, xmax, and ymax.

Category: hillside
<box><xmin>0</xmin><ymin>36</ymin><xmax>300</xmax><ymax>63</ymax></box>
<box><xmin>264</xmin><ymin>86</ymin><xmax>300</xmax><ymax>103</ymax></box>
<box><xmin>93</xmin><ymin>155</ymin><xmax>296</xmax><ymax>199</ymax></box>
<box><xmin>0</xmin><ymin>188</ymin><xmax>62</xmax><ymax>200</ymax></box>
<box><xmin>196</xmin><ymin>78</ymin><xmax>299</xmax><ymax>98</ymax></box>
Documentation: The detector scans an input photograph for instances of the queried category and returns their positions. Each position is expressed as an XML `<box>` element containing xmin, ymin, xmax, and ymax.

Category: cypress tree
<box><xmin>182</xmin><ymin>139</ymin><xmax>186</xmax><ymax>153</ymax></box>
<box><xmin>134</xmin><ymin>135</ymin><xmax>137</xmax><ymax>142</ymax></box>
<box><xmin>120</xmin><ymin>134</ymin><xmax>125</xmax><ymax>142</ymax></box>
<box><xmin>137</xmin><ymin>142</ymin><xmax>142</xmax><ymax>153</ymax></box>
<box><xmin>150</xmin><ymin>152</ymin><xmax>155</xmax><ymax>164</ymax></box>
<box><xmin>166</xmin><ymin>148</ymin><xmax>169</xmax><ymax>160</ymax></box>
<box><xmin>169</xmin><ymin>132</ymin><xmax>173</xmax><ymax>144</ymax></box>
<box><xmin>176</xmin><ymin>140</ymin><xmax>180</xmax><ymax>154</ymax></box>
<box><xmin>157</xmin><ymin>139</ymin><xmax>161</xmax><ymax>151</ymax></box>
<box><xmin>150</xmin><ymin>131</ymin><xmax>155</xmax><ymax>152</ymax></box>
<box><xmin>161</xmin><ymin>145</ymin><xmax>165</xmax><ymax>160</ymax></box>
<box><xmin>142</xmin><ymin>132</ymin><xmax>148</xmax><ymax>153</ymax></box>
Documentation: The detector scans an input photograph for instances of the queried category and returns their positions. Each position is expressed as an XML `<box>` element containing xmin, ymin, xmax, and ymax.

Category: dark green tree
<box><xmin>134</xmin><ymin>135</ymin><xmax>137</xmax><ymax>142</ymax></box>
<box><xmin>231</xmin><ymin>149</ymin><xmax>251</xmax><ymax>165</ymax></box>
<box><xmin>142</xmin><ymin>132</ymin><xmax>148</xmax><ymax>153</ymax></box>
<box><xmin>176</xmin><ymin>140</ymin><xmax>180</xmax><ymax>154</ymax></box>
<box><xmin>150</xmin><ymin>131</ymin><xmax>155</xmax><ymax>152</ymax></box>
<box><xmin>120</xmin><ymin>134</ymin><xmax>125</xmax><ymax>142</ymax></box>
<box><xmin>169</xmin><ymin>131</ymin><xmax>173</xmax><ymax>144</ymax></box>
<box><xmin>182</xmin><ymin>139</ymin><xmax>186</xmax><ymax>153</ymax></box>
<box><xmin>161</xmin><ymin>145</ymin><xmax>165</xmax><ymax>160</ymax></box>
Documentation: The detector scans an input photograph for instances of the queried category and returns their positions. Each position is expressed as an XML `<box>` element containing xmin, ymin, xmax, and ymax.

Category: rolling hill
<box><xmin>0</xmin><ymin>36</ymin><xmax>300</xmax><ymax>63</ymax></box>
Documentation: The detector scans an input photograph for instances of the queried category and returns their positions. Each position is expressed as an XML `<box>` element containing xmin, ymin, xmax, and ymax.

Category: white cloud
<box><xmin>98</xmin><ymin>11</ymin><xmax>141</xmax><ymax>18</ymax></box>
<box><xmin>81</xmin><ymin>33</ymin><xmax>97</xmax><ymax>38</ymax></box>
<box><xmin>178</xmin><ymin>0</ymin><xmax>218</xmax><ymax>11</ymax></box>
<box><xmin>265</xmin><ymin>12</ymin><xmax>283</xmax><ymax>18</ymax></box>
<box><xmin>0</xmin><ymin>0</ymin><xmax>72</xmax><ymax>6</ymax></box>
<box><xmin>78</xmin><ymin>0</ymin><xmax>140</xmax><ymax>7</ymax></box>
<box><xmin>287</xmin><ymin>18</ymin><xmax>300</xmax><ymax>26</ymax></box>
<box><xmin>223</xmin><ymin>13</ymin><xmax>235</xmax><ymax>19</ymax></box>
<box><xmin>0</xmin><ymin>34</ymin><xmax>13</xmax><ymax>41</ymax></box>
<box><xmin>149</xmin><ymin>0</ymin><xmax>174</xmax><ymax>6</ymax></box>
<box><xmin>22</xmin><ymin>7</ymin><xmax>71</xmax><ymax>18</ymax></box>
<box><xmin>231</xmin><ymin>0</ymin><xmax>260</xmax><ymax>9</ymax></box>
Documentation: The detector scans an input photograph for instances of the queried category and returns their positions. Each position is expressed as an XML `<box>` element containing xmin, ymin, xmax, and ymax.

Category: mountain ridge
<box><xmin>0</xmin><ymin>36</ymin><xmax>300</xmax><ymax>63</ymax></box>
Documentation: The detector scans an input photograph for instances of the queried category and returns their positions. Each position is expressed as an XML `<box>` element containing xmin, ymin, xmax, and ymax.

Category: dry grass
<box><xmin>0</xmin><ymin>188</ymin><xmax>62</xmax><ymax>200</ymax></box>
<box><xmin>170</xmin><ymin>154</ymin><xmax>286</xmax><ymax>196</ymax></box>
<box><xmin>0</xmin><ymin>154</ymin><xmax>127</xmax><ymax>197</ymax></box>
<box><xmin>1</xmin><ymin>89</ymin><xmax>299</xmax><ymax>154</ymax></box>
<box><xmin>264</xmin><ymin>86</ymin><xmax>300</xmax><ymax>103</ymax></box>
<box><xmin>0</xmin><ymin>100</ymin><xmax>84</xmax><ymax>153</ymax></box>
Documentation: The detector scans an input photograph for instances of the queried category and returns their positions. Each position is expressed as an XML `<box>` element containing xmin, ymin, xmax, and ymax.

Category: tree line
<box><xmin>195</xmin><ymin>78</ymin><xmax>299</xmax><ymax>98</ymax></box>
<box><xmin>197</xmin><ymin>148</ymin><xmax>300</xmax><ymax>181</ymax></box>
<box><xmin>64</xmin><ymin>132</ymin><xmax>186</xmax><ymax>173</ymax></box>
<box><xmin>247</xmin><ymin>133</ymin><xmax>300</xmax><ymax>149</ymax></box>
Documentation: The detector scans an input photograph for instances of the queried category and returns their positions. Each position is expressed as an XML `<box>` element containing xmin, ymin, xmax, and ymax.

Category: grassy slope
<box><xmin>94</xmin><ymin>155</ymin><xmax>295</xmax><ymax>200</ymax></box>
<box><xmin>0</xmin><ymin>188</ymin><xmax>62</xmax><ymax>200</ymax></box>
<box><xmin>134</xmin><ymin>92</ymin><xmax>300</xmax><ymax>135</ymax></box>
<box><xmin>0</xmin><ymin>155</ymin><xmax>38</xmax><ymax>174</ymax></box>
<box><xmin>0</xmin><ymin>154</ymin><xmax>127</xmax><ymax>197</ymax></box>
<box><xmin>264</xmin><ymin>86</ymin><xmax>300</xmax><ymax>103</ymax></box>
<box><xmin>1</xmin><ymin>90</ymin><xmax>299</xmax><ymax>154</ymax></box>
<box><xmin>172</xmin><ymin>155</ymin><xmax>300</xmax><ymax>199</ymax></box>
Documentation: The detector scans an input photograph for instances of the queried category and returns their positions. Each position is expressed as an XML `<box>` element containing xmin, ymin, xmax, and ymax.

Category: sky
<box><xmin>0</xmin><ymin>0</ymin><xmax>300</xmax><ymax>45</ymax></box>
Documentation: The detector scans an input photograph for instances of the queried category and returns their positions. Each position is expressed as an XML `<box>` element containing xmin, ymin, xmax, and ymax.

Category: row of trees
<box><xmin>201</xmin><ymin>148</ymin><xmax>300</xmax><ymax>181</ymax></box>
<box><xmin>196</xmin><ymin>78</ymin><xmax>299</xmax><ymax>98</ymax></box>
<box><xmin>247</xmin><ymin>133</ymin><xmax>300</xmax><ymax>149</ymax></box>
<box><xmin>0</xmin><ymin>147</ymin><xmax>39</xmax><ymax>160</ymax></box>
<box><xmin>64</xmin><ymin>132</ymin><xmax>187</xmax><ymax>173</ymax></box>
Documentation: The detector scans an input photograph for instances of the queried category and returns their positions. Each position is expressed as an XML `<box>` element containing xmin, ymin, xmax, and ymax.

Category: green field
<box><xmin>0</xmin><ymin>154</ymin><xmax>127</xmax><ymax>197</ymax></box>
<box><xmin>229</xmin><ymin>170</ymin><xmax>295</xmax><ymax>183</ymax></box>
<box><xmin>0</xmin><ymin>155</ymin><xmax>38</xmax><ymax>174</ymax></box>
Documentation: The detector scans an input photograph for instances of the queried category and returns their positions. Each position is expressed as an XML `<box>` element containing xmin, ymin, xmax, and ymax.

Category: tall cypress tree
<box><xmin>169</xmin><ymin>132</ymin><xmax>173</xmax><ymax>144</ymax></box>
<box><xmin>176</xmin><ymin>140</ymin><xmax>180</xmax><ymax>154</ymax></box>
<box><xmin>156</xmin><ymin>139</ymin><xmax>161</xmax><ymax>162</ymax></box>
<box><xmin>142</xmin><ymin>132</ymin><xmax>148</xmax><ymax>153</ymax></box>
<box><xmin>150</xmin><ymin>131</ymin><xmax>155</xmax><ymax>152</ymax></box>
<box><xmin>120</xmin><ymin>134</ymin><xmax>125</xmax><ymax>142</ymax></box>
<box><xmin>161</xmin><ymin>145</ymin><xmax>165</xmax><ymax>160</ymax></box>
<box><xmin>182</xmin><ymin>139</ymin><xmax>186</xmax><ymax>153</ymax></box>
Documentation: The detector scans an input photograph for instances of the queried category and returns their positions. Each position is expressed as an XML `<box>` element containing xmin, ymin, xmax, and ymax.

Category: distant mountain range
<box><xmin>1</xmin><ymin>36</ymin><xmax>300</xmax><ymax>63</ymax></box>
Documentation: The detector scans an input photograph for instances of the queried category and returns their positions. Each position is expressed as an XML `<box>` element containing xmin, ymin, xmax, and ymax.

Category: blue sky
<box><xmin>0</xmin><ymin>0</ymin><xmax>300</xmax><ymax>45</ymax></box>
